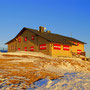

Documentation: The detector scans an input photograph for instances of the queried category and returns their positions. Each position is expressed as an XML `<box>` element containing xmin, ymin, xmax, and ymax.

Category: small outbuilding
<box><xmin>6</xmin><ymin>26</ymin><xmax>86</xmax><ymax>57</ymax></box>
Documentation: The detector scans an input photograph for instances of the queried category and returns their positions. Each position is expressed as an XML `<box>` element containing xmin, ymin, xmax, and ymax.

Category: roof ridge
<box><xmin>5</xmin><ymin>27</ymin><xmax>86</xmax><ymax>44</ymax></box>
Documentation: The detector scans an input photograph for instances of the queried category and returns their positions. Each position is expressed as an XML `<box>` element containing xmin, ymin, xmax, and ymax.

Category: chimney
<box><xmin>39</xmin><ymin>26</ymin><xmax>45</xmax><ymax>32</ymax></box>
<box><xmin>46</xmin><ymin>30</ymin><xmax>51</xmax><ymax>33</ymax></box>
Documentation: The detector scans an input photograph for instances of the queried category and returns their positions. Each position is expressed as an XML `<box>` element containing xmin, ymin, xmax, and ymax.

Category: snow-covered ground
<box><xmin>32</xmin><ymin>72</ymin><xmax>90</xmax><ymax>90</ymax></box>
<box><xmin>0</xmin><ymin>51</ymin><xmax>90</xmax><ymax>90</ymax></box>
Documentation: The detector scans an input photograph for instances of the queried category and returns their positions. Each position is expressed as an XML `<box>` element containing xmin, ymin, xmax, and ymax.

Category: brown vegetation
<box><xmin>0</xmin><ymin>55</ymin><xmax>61</xmax><ymax>86</ymax></box>
<box><xmin>0</xmin><ymin>53</ymin><xmax>89</xmax><ymax>89</ymax></box>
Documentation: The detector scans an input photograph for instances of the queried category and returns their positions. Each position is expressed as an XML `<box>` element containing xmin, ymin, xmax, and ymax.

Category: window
<box><xmin>63</xmin><ymin>45</ymin><xmax>70</xmax><ymax>51</ymax></box>
<box><xmin>77</xmin><ymin>50</ymin><xmax>81</xmax><ymax>54</ymax></box>
<box><xmin>18</xmin><ymin>38</ymin><xmax>21</xmax><ymax>42</ymax></box>
<box><xmin>73</xmin><ymin>42</ymin><xmax>76</xmax><ymax>44</ymax></box>
<box><xmin>40</xmin><ymin>44</ymin><xmax>46</xmax><ymax>50</ymax></box>
<box><xmin>77</xmin><ymin>42</ymin><xmax>79</xmax><ymax>46</ymax></box>
<box><xmin>24</xmin><ymin>37</ymin><xmax>27</xmax><ymax>41</ymax></box>
<box><xmin>18</xmin><ymin>48</ymin><xmax>20</xmax><ymax>51</ymax></box>
<box><xmin>32</xmin><ymin>35</ymin><xmax>35</xmax><ymax>40</ymax></box>
<box><xmin>24</xmin><ymin>47</ymin><xmax>27</xmax><ymax>51</ymax></box>
<box><xmin>30</xmin><ymin>46</ymin><xmax>34</xmax><ymax>51</ymax></box>
<box><xmin>54</xmin><ymin>44</ymin><xmax>61</xmax><ymax>50</ymax></box>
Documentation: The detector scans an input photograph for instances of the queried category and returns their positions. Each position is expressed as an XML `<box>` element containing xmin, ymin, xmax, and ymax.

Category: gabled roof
<box><xmin>5</xmin><ymin>27</ymin><xmax>86</xmax><ymax>45</ymax></box>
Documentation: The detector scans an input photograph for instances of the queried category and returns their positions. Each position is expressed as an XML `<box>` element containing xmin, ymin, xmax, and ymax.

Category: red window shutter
<box><xmin>18</xmin><ymin>38</ymin><xmax>21</xmax><ymax>42</ymax></box>
<box><xmin>40</xmin><ymin>44</ymin><xmax>46</xmax><ymax>50</ymax></box>
<box><xmin>24</xmin><ymin>47</ymin><xmax>27</xmax><ymax>51</ymax></box>
<box><xmin>30</xmin><ymin>46</ymin><xmax>34</xmax><ymax>51</ymax></box>
<box><xmin>24</xmin><ymin>37</ymin><xmax>27</xmax><ymax>41</ymax></box>
<box><xmin>18</xmin><ymin>48</ymin><xmax>20</xmax><ymax>51</ymax></box>
<box><xmin>77</xmin><ymin>42</ymin><xmax>79</xmax><ymax>46</ymax></box>
<box><xmin>73</xmin><ymin>42</ymin><xmax>76</xmax><ymax>44</ymax></box>
<box><xmin>63</xmin><ymin>45</ymin><xmax>70</xmax><ymax>51</ymax></box>
<box><xmin>77</xmin><ymin>50</ymin><xmax>81</xmax><ymax>54</ymax></box>
<box><xmin>54</xmin><ymin>44</ymin><xmax>61</xmax><ymax>50</ymax></box>
<box><xmin>32</xmin><ymin>35</ymin><xmax>35</xmax><ymax>40</ymax></box>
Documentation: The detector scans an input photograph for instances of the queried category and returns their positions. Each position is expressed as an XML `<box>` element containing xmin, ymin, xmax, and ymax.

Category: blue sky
<box><xmin>0</xmin><ymin>0</ymin><xmax>90</xmax><ymax>57</ymax></box>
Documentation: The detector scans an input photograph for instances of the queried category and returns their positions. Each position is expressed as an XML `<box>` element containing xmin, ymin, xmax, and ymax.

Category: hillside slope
<box><xmin>0</xmin><ymin>51</ymin><xmax>90</xmax><ymax>89</ymax></box>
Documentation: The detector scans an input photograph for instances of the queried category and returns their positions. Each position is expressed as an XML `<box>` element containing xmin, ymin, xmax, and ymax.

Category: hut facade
<box><xmin>6</xmin><ymin>26</ymin><xmax>86</xmax><ymax>57</ymax></box>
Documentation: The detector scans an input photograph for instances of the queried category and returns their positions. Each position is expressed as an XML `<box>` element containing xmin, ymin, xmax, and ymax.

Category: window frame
<box><xmin>24</xmin><ymin>47</ymin><xmax>27</xmax><ymax>51</ymax></box>
<box><xmin>31</xmin><ymin>35</ymin><xmax>35</xmax><ymax>40</ymax></box>
<box><xmin>53</xmin><ymin>44</ymin><xmax>61</xmax><ymax>50</ymax></box>
<box><xmin>40</xmin><ymin>44</ymin><xmax>46</xmax><ymax>50</ymax></box>
<box><xmin>24</xmin><ymin>37</ymin><xmax>27</xmax><ymax>42</ymax></box>
<box><xmin>18</xmin><ymin>38</ymin><xmax>21</xmax><ymax>43</ymax></box>
<box><xmin>63</xmin><ymin>45</ymin><xmax>70</xmax><ymax>51</ymax></box>
<box><xmin>30</xmin><ymin>46</ymin><xmax>34</xmax><ymax>51</ymax></box>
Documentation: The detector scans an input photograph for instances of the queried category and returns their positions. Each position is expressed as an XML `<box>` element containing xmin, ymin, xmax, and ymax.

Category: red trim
<box><xmin>24</xmin><ymin>47</ymin><xmax>27</xmax><ymax>51</ymax></box>
<box><xmin>73</xmin><ymin>42</ymin><xmax>76</xmax><ymax>44</ymax></box>
<box><xmin>30</xmin><ymin>46</ymin><xmax>34</xmax><ymax>51</ymax></box>
<box><xmin>63</xmin><ymin>45</ymin><xmax>70</xmax><ymax>51</ymax></box>
<box><xmin>54</xmin><ymin>44</ymin><xmax>61</xmax><ymax>50</ymax></box>
<box><xmin>32</xmin><ymin>35</ymin><xmax>35</xmax><ymax>40</ymax></box>
<box><xmin>18</xmin><ymin>38</ymin><xmax>21</xmax><ymax>42</ymax></box>
<box><xmin>40</xmin><ymin>44</ymin><xmax>46</xmax><ymax>50</ymax></box>
<box><xmin>24</xmin><ymin>37</ymin><xmax>27</xmax><ymax>41</ymax></box>
<box><xmin>77</xmin><ymin>49</ymin><xmax>81</xmax><ymax>54</ymax></box>
<box><xmin>77</xmin><ymin>42</ymin><xmax>79</xmax><ymax>46</ymax></box>
<box><xmin>18</xmin><ymin>48</ymin><xmax>20</xmax><ymax>51</ymax></box>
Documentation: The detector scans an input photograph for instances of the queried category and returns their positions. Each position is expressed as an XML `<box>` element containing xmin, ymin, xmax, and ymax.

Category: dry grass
<box><xmin>52</xmin><ymin>59</ymin><xmax>90</xmax><ymax>71</ymax></box>
<box><xmin>0</xmin><ymin>55</ymin><xmax>61</xmax><ymax>86</ymax></box>
<box><xmin>0</xmin><ymin>53</ymin><xmax>89</xmax><ymax>88</ymax></box>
